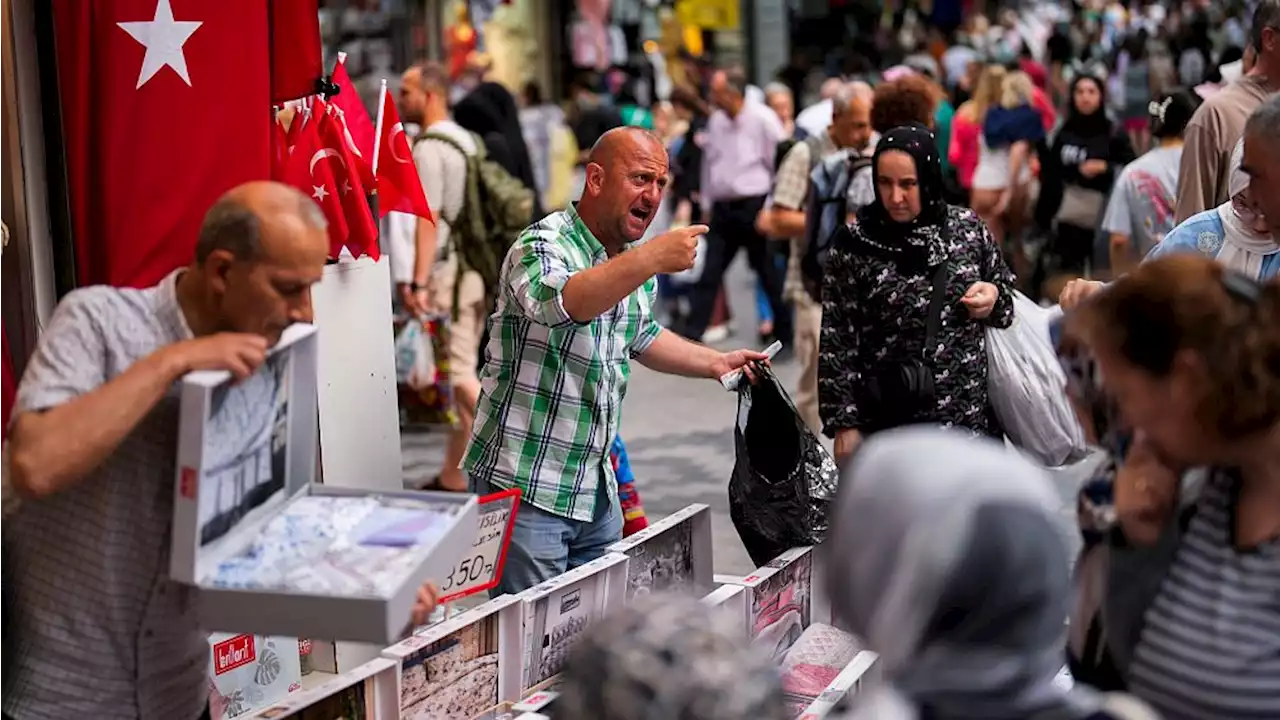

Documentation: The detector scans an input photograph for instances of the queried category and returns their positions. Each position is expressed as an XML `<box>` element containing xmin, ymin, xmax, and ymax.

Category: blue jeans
<box><xmin>755</xmin><ymin>249</ymin><xmax>790</xmax><ymax>326</ymax></box>
<box><xmin>475</xmin><ymin>477</ymin><xmax>622</xmax><ymax>596</ymax></box>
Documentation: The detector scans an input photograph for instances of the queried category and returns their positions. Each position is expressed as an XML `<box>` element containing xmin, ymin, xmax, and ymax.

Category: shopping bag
<box><xmin>729</xmin><ymin>364</ymin><xmax>839</xmax><ymax>567</ymax></box>
<box><xmin>394</xmin><ymin>314</ymin><xmax>457</xmax><ymax>428</ymax></box>
<box><xmin>986</xmin><ymin>292</ymin><xmax>1087</xmax><ymax>466</ymax></box>
<box><xmin>393</xmin><ymin>318</ymin><xmax>434</xmax><ymax>390</ymax></box>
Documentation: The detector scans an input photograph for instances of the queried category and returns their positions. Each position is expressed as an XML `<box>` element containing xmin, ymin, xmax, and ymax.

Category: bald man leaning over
<box><xmin>4</xmin><ymin>183</ymin><xmax>440</xmax><ymax>720</ymax></box>
<box><xmin>463</xmin><ymin>128</ymin><xmax>768</xmax><ymax>595</ymax></box>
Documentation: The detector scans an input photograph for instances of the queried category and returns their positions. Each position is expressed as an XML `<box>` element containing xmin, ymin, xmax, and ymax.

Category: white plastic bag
<box><xmin>393</xmin><ymin>319</ymin><xmax>435</xmax><ymax>391</ymax></box>
<box><xmin>986</xmin><ymin>292</ymin><xmax>1086</xmax><ymax>466</ymax></box>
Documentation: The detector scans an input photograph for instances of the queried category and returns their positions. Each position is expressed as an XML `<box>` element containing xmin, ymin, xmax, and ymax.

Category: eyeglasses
<box><xmin>1231</xmin><ymin>191</ymin><xmax>1266</xmax><ymax>227</ymax></box>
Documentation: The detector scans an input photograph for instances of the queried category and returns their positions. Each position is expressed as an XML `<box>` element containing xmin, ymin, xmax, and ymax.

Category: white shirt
<box><xmin>796</xmin><ymin>99</ymin><xmax>833</xmax><ymax>140</ymax></box>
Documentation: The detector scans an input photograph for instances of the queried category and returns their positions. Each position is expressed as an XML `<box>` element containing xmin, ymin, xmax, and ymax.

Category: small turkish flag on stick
<box><xmin>316</xmin><ymin>103</ymin><xmax>380</xmax><ymax>260</ymax></box>
<box><xmin>282</xmin><ymin>99</ymin><xmax>348</xmax><ymax>258</ymax></box>
<box><xmin>373</xmin><ymin>84</ymin><xmax>433</xmax><ymax>220</ymax></box>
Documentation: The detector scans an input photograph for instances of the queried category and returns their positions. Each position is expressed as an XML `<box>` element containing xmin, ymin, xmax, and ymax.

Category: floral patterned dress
<box><xmin>818</xmin><ymin>205</ymin><xmax>1015</xmax><ymax>438</ymax></box>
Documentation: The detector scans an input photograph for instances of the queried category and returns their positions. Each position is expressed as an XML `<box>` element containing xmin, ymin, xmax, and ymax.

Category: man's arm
<box><xmin>560</xmin><ymin>247</ymin><xmax>662</xmax><ymax>323</ymax></box>
<box><xmin>764</xmin><ymin>142</ymin><xmax>812</xmax><ymax>238</ymax></box>
<box><xmin>636</xmin><ymin>329</ymin><xmax>722</xmax><ymax>379</ymax></box>
<box><xmin>10</xmin><ymin>349</ymin><xmax>187</xmax><ymax>498</ymax></box>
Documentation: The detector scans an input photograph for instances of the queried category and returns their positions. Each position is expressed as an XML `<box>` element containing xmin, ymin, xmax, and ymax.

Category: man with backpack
<box><xmin>757</xmin><ymin>84</ymin><xmax>873</xmax><ymax>435</ymax></box>
<box><xmin>399</xmin><ymin>62</ymin><xmax>534</xmax><ymax>492</ymax></box>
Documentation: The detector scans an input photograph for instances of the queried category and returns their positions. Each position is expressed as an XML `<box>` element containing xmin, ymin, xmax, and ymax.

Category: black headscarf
<box><xmin>1061</xmin><ymin>74</ymin><xmax>1112</xmax><ymax>140</ymax></box>
<box><xmin>454</xmin><ymin>82</ymin><xmax>544</xmax><ymax>216</ymax></box>
<box><xmin>855</xmin><ymin>123</ymin><xmax>949</xmax><ymax>249</ymax></box>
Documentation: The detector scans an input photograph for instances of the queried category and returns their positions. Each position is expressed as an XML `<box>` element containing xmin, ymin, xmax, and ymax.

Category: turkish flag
<box><xmin>330</xmin><ymin>56</ymin><xmax>375</xmax><ymax>160</ymax></box>
<box><xmin>268</xmin><ymin>0</ymin><xmax>322</xmax><ymax>103</ymax></box>
<box><xmin>53</xmin><ymin>0</ymin><xmax>271</xmax><ymax>288</ymax></box>
<box><xmin>271</xmin><ymin>110</ymin><xmax>289</xmax><ymax>180</ymax></box>
<box><xmin>375</xmin><ymin>89</ymin><xmax>432</xmax><ymax>221</ymax></box>
<box><xmin>282</xmin><ymin>101</ymin><xmax>349</xmax><ymax>258</ymax></box>
<box><xmin>315</xmin><ymin>106</ymin><xmax>380</xmax><ymax>260</ymax></box>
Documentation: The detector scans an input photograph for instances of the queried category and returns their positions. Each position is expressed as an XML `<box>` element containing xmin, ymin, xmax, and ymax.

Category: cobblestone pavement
<box><xmin>401</xmin><ymin>259</ymin><xmax>1091</xmax><ymax>577</ymax></box>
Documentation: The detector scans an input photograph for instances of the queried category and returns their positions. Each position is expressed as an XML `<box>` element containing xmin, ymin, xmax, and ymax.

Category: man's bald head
<box><xmin>588</xmin><ymin>127</ymin><xmax>665</xmax><ymax>168</ymax></box>
<box><xmin>579</xmin><ymin>127</ymin><xmax>669</xmax><ymax>250</ymax></box>
<box><xmin>195</xmin><ymin>181</ymin><xmax>327</xmax><ymax>265</ymax></box>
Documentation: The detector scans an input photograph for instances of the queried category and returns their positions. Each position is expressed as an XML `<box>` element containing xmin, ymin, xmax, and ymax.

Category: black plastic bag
<box><xmin>729</xmin><ymin>365</ymin><xmax>839</xmax><ymax>567</ymax></box>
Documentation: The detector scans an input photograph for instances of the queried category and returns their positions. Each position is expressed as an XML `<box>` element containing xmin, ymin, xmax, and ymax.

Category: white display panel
<box><xmin>606</xmin><ymin>503</ymin><xmax>715</xmax><ymax>600</ymax></box>
<box><xmin>382</xmin><ymin>595</ymin><xmax>524</xmax><ymax>720</ymax></box>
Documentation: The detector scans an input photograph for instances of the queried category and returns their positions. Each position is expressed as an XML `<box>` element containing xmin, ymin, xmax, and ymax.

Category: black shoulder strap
<box><xmin>923</xmin><ymin>261</ymin><xmax>949</xmax><ymax>357</ymax></box>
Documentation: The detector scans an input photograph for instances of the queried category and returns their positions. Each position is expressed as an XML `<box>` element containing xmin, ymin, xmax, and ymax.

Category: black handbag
<box><xmin>864</xmin><ymin>261</ymin><xmax>950</xmax><ymax>429</ymax></box>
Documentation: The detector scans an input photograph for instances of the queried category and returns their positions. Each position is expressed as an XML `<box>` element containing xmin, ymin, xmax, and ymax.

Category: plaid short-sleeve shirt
<box><xmin>463</xmin><ymin>205</ymin><xmax>662</xmax><ymax>521</ymax></box>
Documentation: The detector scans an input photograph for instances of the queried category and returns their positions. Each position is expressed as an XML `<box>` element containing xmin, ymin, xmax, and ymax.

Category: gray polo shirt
<box><xmin>4</xmin><ymin>270</ymin><xmax>209</xmax><ymax>720</ymax></box>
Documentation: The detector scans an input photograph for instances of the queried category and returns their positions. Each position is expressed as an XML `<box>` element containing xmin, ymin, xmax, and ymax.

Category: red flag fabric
<box><xmin>375</xmin><ymin>89</ymin><xmax>433</xmax><ymax>221</ymax></box>
<box><xmin>271</xmin><ymin>111</ymin><xmax>289</xmax><ymax>180</ymax></box>
<box><xmin>316</xmin><ymin>107</ymin><xmax>380</xmax><ymax>260</ymax></box>
<box><xmin>330</xmin><ymin>57</ymin><xmax>376</xmax><ymax>160</ymax></box>
<box><xmin>53</xmin><ymin>0</ymin><xmax>271</xmax><ymax>288</ymax></box>
<box><xmin>282</xmin><ymin>101</ymin><xmax>348</xmax><ymax>258</ymax></box>
<box><xmin>284</xmin><ymin>104</ymin><xmax>307</xmax><ymax>153</ymax></box>
<box><xmin>268</xmin><ymin>0</ymin><xmax>322</xmax><ymax>103</ymax></box>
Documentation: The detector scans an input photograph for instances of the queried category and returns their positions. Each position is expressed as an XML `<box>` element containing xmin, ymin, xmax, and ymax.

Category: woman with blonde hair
<box><xmin>971</xmin><ymin>70</ymin><xmax>1042</xmax><ymax>278</ymax></box>
<box><xmin>950</xmin><ymin>64</ymin><xmax>1005</xmax><ymax>197</ymax></box>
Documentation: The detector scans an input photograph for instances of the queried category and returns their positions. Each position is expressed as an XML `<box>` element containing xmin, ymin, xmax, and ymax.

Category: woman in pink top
<box><xmin>950</xmin><ymin>65</ymin><xmax>1004</xmax><ymax>194</ymax></box>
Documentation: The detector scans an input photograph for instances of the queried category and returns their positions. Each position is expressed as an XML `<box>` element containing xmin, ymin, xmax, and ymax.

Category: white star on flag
<box><xmin>313</xmin><ymin>185</ymin><xmax>329</xmax><ymax>202</ymax></box>
<box><xmin>342</xmin><ymin>180</ymin><xmax>352</xmax><ymax>196</ymax></box>
<box><xmin>117</xmin><ymin>0</ymin><xmax>203</xmax><ymax>89</ymax></box>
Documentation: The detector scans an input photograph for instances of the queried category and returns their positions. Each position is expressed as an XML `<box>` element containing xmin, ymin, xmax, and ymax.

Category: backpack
<box><xmin>800</xmin><ymin>150</ymin><xmax>873</xmax><ymax>300</ymax></box>
<box><xmin>420</xmin><ymin>131</ymin><xmax>535</xmax><ymax>313</ymax></box>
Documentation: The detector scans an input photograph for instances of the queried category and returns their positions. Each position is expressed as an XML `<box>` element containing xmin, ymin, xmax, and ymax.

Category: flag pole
<box><xmin>372</xmin><ymin>78</ymin><xmax>388</xmax><ymax>178</ymax></box>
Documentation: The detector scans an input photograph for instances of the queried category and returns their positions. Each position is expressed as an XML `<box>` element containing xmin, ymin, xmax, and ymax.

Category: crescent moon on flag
<box><xmin>389</xmin><ymin>122</ymin><xmax>411</xmax><ymax>164</ymax></box>
<box><xmin>309</xmin><ymin>148</ymin><xmax>347</xmax><ymax>176</ymax></box>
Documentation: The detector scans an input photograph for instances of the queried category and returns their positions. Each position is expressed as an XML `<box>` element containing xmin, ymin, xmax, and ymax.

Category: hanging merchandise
<box><xmin>268</xmin><ymin>0</ymin><xmax>323</xmax><ymax>103</ymax></box>
<box><xmin>675</xmin><ymin>0</ymin><xmax>739</xmax><ymax>31</ymax></box>
<box><xmin>52</xmin><ymin>0</ymin><xmax>274</xmax><ymax>288</ymax></box>
<box><xmin>446</xmin><ymin>2</ymin><xmax>478</xmax><ymax>79</ymax></box>
<box><xmin>573</xmin><ymin>0</ymin><xmax>613</xmax><ymax>70</ymax></box>
<box><xmin>608</xmin><ymin>24</ymin><xmax>629</xmax><ymax>66</ymax></box>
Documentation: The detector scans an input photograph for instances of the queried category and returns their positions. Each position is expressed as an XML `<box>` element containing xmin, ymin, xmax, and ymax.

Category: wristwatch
<box><xmin>410</xmin><ymin>281</ymin><xmax>428</xmax><ymax>292</ymax></box>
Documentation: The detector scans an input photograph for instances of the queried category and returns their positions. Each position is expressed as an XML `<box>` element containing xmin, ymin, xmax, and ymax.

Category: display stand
<box><xmin>311</xmin><ymin>255</ymin><xmax>402</xmax><ymax>490</ymax></box>
<box><xmin>515</xmin><ymin>552</ymin><xmax>630</xmax><ymax>700</ymax></box>
<box><xmin>309</xmin><ymin>255</ymin><xmax>409</xmax><ymax>672</ymax></box>
<box><xmin>239</xmin><ymin>657</ymin><xmax>400</xmax><ymax>719</ymax></box>
<box><xmin>701</xmin><ymin>583</ymin><xmax>752</xmax><ymax>637</ymax></box>
<box><xmin>794</xmin><ymin>651</ymin><xmax>881</xmax><ymax>720</ymax></box>
<box><xmin>381</xmin><ymin>594</ymin><xmax>524</xmax><ymax>719</ymax></box>
<box><xmin>207</xmin><ymin>633</ymin><xmax>303</xmax><ymax>719</ymax></box>
<box><xmin>606</xmin><ymin>503</ymin><xmax>714</xmax><ymax>600</ymax></box>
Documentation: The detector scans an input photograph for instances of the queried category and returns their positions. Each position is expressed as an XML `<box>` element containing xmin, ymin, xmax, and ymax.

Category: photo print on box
<box><xmin>291</xmin><ymin>678</ymin><xmax>369</xmax><ymax>720</ymax></box>
<box><xmin>624</xmin><ymin>521</ymin><xmax>694</xmax><ymax>599</ymax></box>
<box><xmin>200</xmin><ymin>351</ymin><xmax>291</xmax><ymax>547</ymax></box>
<box><xmin>400</xmin><ymin>613</ymin><xmax>501</xmax><ymax>719</ymax></box>
<box><xmin>751</xmin><ymin>553</ymin><xmax>812</xmax><ymax>662</ymax></box>
<box><xmin>524</xmin><ymin>579</ymin><xmax>598</xmax><ymax>691</ymax></box>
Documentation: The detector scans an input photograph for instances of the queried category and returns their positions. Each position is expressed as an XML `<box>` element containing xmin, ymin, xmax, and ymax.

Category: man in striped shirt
<box><xmin>4</xmin><ymin>183</ymin><xmax>439</xmax><ymax>720</ymax></box>
<box><xmin>464</xmin><ymin>128</ymin><xmax>767</xmax><ymax>595</ymax></box>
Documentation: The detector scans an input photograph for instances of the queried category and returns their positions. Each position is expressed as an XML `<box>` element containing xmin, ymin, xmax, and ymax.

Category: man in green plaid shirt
<box><xmin>464</xmin><ymin>128</ymin><xmax>768</xmax><ymax>594</ymax></box>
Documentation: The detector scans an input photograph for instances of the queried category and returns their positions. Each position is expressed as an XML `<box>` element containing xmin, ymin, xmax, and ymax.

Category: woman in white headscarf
<box><xmin>822</xmin><ymin>428</ymin><xmax>1157</xmax><ymax>720</ymax></box>
<box><xmin>1060</xmin><ymin>137</ymin><xmax>1279</xmax><ymax>309</ymax></box>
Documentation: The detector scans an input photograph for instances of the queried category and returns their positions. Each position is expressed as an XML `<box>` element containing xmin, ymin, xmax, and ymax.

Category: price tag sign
<box><xmin>438</xmin><ymin>488</ymin><xmax>520</xmax><ymax>603</ymax></box>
